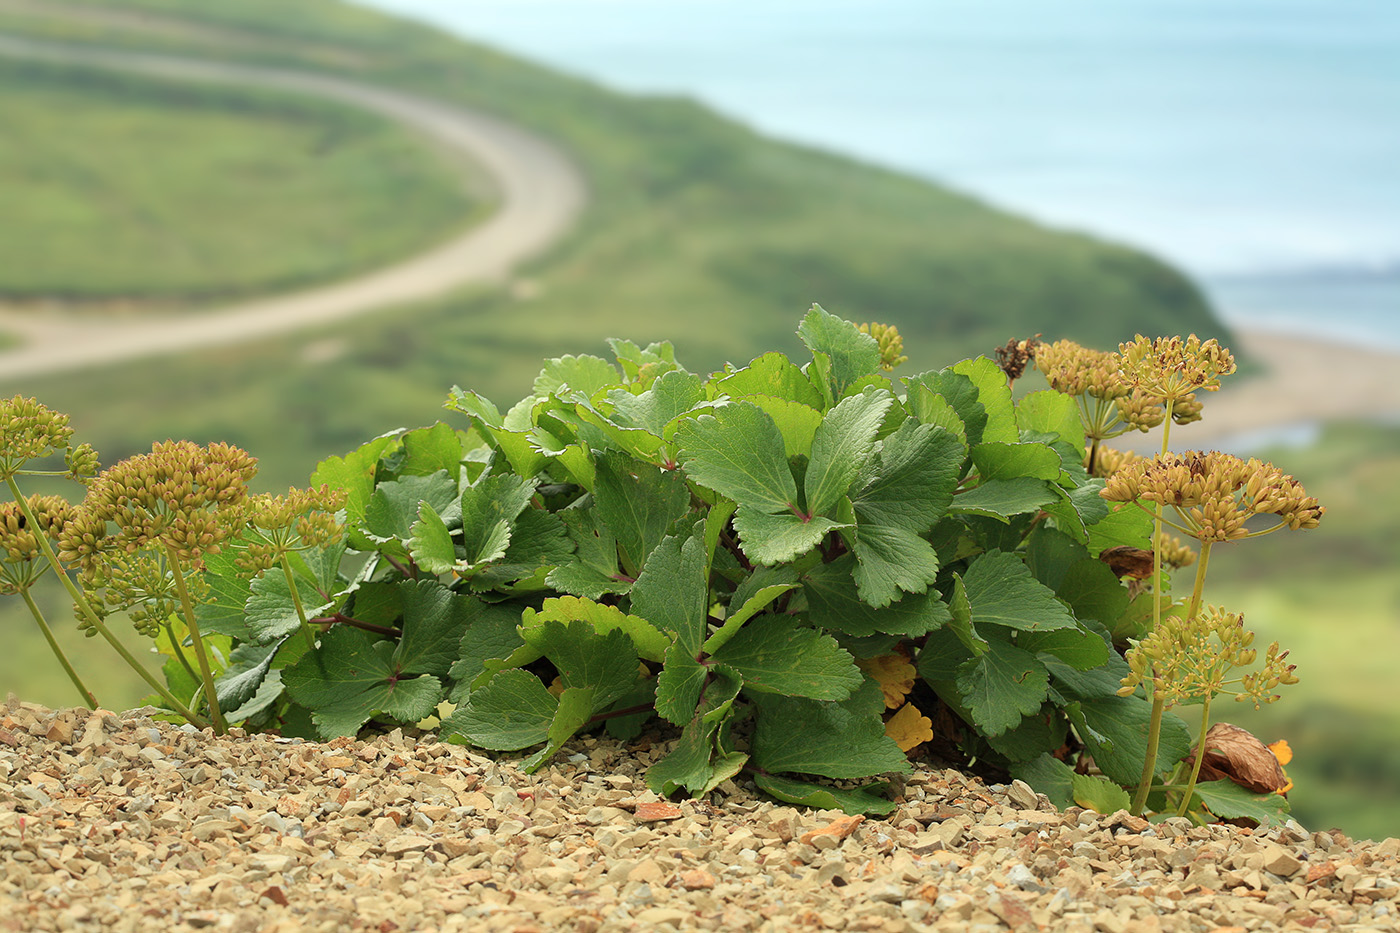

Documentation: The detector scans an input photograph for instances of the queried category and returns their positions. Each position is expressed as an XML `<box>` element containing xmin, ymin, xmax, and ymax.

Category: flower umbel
<box><xmin>1118</xmin><ymin>334</ymin><xmax>1236</xmax><ymax>403</ymax></box>
<box><xmin>1101</xmin><ymin>450</ymin><xmax>1324</xmax><ymax>542</ymax></box>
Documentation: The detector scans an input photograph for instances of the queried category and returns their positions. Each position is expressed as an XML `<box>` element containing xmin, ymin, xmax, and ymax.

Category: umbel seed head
<box><xmin>1118</xmin><ymin>334</ymin><xmax>1236</xmax><ymax>402</ymax></box>
<box><xmin>1101</xmin><ymin>450</ymin><xmax>1323</xmax><ymax>541</ymax></box>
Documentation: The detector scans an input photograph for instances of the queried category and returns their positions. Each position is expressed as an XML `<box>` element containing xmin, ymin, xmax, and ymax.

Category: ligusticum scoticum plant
<box><xmin>1</xmin><ymin>310</ymin><xmax>1311</xmax><ymax>825</ymax></box>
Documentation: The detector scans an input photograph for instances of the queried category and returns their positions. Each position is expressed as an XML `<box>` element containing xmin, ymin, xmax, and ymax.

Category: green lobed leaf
<box><xmin>1015</xmin><ymin>390</ymin><xmax>1086</xmax><ymax>452</ymax></box>
<box><xmin>805</xmin><ymin>555</ymin><xmax>952</xmax><ymax>638</ymax></box>
<box><xmin>971</xmin><ymin>442</ymin><xmax>1063</xmax><ymax>483</ymax></box>
<box><xmin>534</xmin><ymin>354</ymin><xmax>620</xmax><ymax>397</ymax></box>
<box><xmin>1071</xmin><ymin>772</ymin><xmax>1133</xmax><ymax>815</ymax></box>
<box><xmin>961</xmin><ymin>550</ymin><xmax>1079</xmax><ymax>632</ymax></box>
<box><xmin>1190</xmin><ymin>780</ymin><xmax>1291</xmax><ymax>827</ymax></box>
<box><xmin>607</xmin><ymin>337</ymin><xmax>678</xmax><ymax>385</ymax></box>
<box><xmin>448</xmin><ymin>599</ymin><xmax>527</xmax><ymax>697</ymax></box>
<box><xmin>955</xmin><ymin>639</ymin><xmax>1051</xmax><ymax>736</ymax></box>
<box><xmin>1018</xmin><ymin>625</ymin><xmax>1111</xmax><ymax>672</ymax></box>
<box><xmin>468</xmin><ymin>507</ymin><xmax>572</xmax><ymax>589</ymax></box>
<box><xmin>849</xmin><ymin>523</ymin><xmax>942</xmax><ymax>608</ymax></box>
<box><xmin>441</xmin><ymin>668</ymin><xmax>557</xmax><ymax>750</ymax></box>
<box><xmin>398</xmin><ymin>422</ymin><xmax>466</xmax><ymax>478</ymax></box>
<box><xmin>592</xmin><ymin>451</ymin><xmax>692</xmax><ymax>574</ymax></box>
<box><xmin>952</xmin><ymin>356</ymin><xmax>1019</xmax><ymax>444</ymax></box>
<box><xmin>1043</xmin><ymin>481</ymin><xmax>1112</xmax><ymax>543</ymax></box>
<box><xmin>521</xmin><ymin>686</ymin><xmax>595</xmax><ymax>773</ymax></box>
<box><xmin>215</xmin><ymin>641</ymin><xmax>284</xmax><ymax>712</ymax></box>
<box><xmin>604</xmin><ymin>369</ymin><xmax>707</xmax><ymax>438</ymax></box>
<box><xmin>852</xmin><ymin>419</ymin><xmax>966</xmax><ymax>533</ymax></box>
<box><xmin>546</xmin><ymin>507</ymin><xmax>630</xmax><ymax>599</ymax></box>
<box><xmin>245</xmin><ymin>568</ymin><xmax>336</xmax><ymax>645</ymax></box>
<box><xmin>528</xmin><ymin>620</ymin><xmax>641</xmax><ymax>713</ymax></box>
<box><xmin>396</xmin><ymin>579</ymin><xmax>476</xmax><ymax>677</ymax></box>
<box><xmin>749</xmin><ymin>679</ymin><xmax>911</xmax><ymax>780</ymax></box>
<box><xmin>744</xmin><ymin>396</ymin><xmax>824</xmax><ymax>460</ymax></box>
<box><xmin>1071</xmin><ymin>695</ymin><xmax>1193</xmax><ymax>786</ymax></box>
<box><xmin>676</xmin><ymin>401</ymin><xmax>798</xmax><ymax>514</ymax></box>
<box><xmin>282</xmin><ymin>630</ymin><xmax>392</xmax><ymax>738</ymax></box>
<box><xmin>905</xmin><ymin>370</ymin><xmax>986</xmax><ymax>446</ymax></box>
<box><xmin>655</xmin><ymin>646</ymin><xmax>709</xmax><ymax>726</ymax></box>
<box><xmin>194</xmin><ymin>551</ymin><xmax>257</xmax><ymax>640</ymax></box>
<box><xmin>1056</xmin><ymin>558</ymin><xmax>1132</xmax><ymax>630</ymax></box>
<box><xmin>951</xmin><ymin>478</ymin><xmax>1060</xmax><ymax>521</ymax></box>
<box><xmin>363</xmin><ymin>470</ymin><xmax>458</xmax><ymax>545</ymax></box>
<box><xmin>943</xmin><ymin>574</ymin><xmax>990</xmax><ymax>657</ymax></box>
<box><xmin>752</xmin><ymin>773</ymin><xmax>898</xmax><ymax>817</ymax></box>
<box><xmin>797</xmin><ymin>304</ymin><xmax>883</xmax><ymax>403</ymax></box>
<box><xmin>1086</xmin><ymin>502</ymin><xmax>1154</xmax><ymax>555</ymax></box>
<box><xmin>715</xmin><ymin>351</ymin><xmax>826</xmax><ymax>411</ymax></box>
<box><xmin>905</xmin><ymin>383</ymin><xmax>969</xmax><ymax>446</ymax></box>
<box><xmin>407</xmin><ymin>502</ymin><xmax>456</xmax><ymax>575</ymax></box>
<box><xmin>522</xmin><ymin>595</ymin><xmax>669</xmax><ymax>663</ymax></box>
<box><xmin>711</xmin><ymin>617</ymin><xmax>862</xmax><ymax>700</ymax></box>
<box><xmin>731</xmin><ymin>508</ymin><xmax>846</xmax><ymax>566</ymax></box>
<box><xmin>804</xmin><ymin>387</ymin><xmax>894</xmax><ymax>517</ymax></box>
<box><xmin>311</xmin><ymin>433</ymin><xmax>397</xmax><ymax>549</ymax></box>
<box><xmin>457</xmin><ymin>472</ymin><xmax>536</xmax><ymax>570</ymax></box>
<box><xmin>702</xmin><ymin>582</ymin><xmax>797</xmax><ymax>655</ymax></box>
<box><xmin>1011</xmin><ymin>753</ymin><xmax>1077</xmax><ymax>811</ymax></box>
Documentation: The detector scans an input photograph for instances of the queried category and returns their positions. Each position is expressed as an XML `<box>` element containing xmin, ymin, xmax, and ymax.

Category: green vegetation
<box><xmin>2</xmin><ymin>313</ymin><xmax>1295</xmax><ymax>825</ymax></box>
<box><xmin>0</xmin><ymin>58</ymin><xmax>481</xmax><ymax>303</ymax></box>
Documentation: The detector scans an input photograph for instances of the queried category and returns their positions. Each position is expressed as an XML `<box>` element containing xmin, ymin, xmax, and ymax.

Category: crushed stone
<box><xmin>3</xmin><ymin>698</ymin><xmax>1398</xmax><ymax>932</ymax></box>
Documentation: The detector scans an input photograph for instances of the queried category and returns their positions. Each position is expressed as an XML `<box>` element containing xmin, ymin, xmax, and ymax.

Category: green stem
<box><xmin>161</xmin><ymin>619</ymin><xmax>201</xmax><ymax>685</ymax></box>
<box><xmin>5</xmin><ymin>475</ymin><xmax>206</xmax><ymax>727</ymax></box>
<box><xmin>1186</xmin><ymin>540</ymin><xmax>1213</xmax><ymax>623</ymax></box>
<box><xmin>1177</xmin><ymin>692</ymin><xmax>1216</xmax><ymax>818</ymax></box>
<box><xmin>165</xmin><ymin>544</ymin><xmax>226</xmax><ymax>734</ymax></box>
<box><xmin>20</xmin><ymin>586</ymin><xmax>98</xmax><ymax>709</ymax></box>
<box><xmin>279</xmin><ymin>550</ymin><xmax>319</xmax><ymax>653</ymax></box>
<box><xmin>1130</xmin><ymin>398</ymin><xmax>1175</xmax><ymax>816</ymax></box>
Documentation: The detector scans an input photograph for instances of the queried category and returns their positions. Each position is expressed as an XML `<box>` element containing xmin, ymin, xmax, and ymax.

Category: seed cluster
<box><xmin>1101</xmin><ymin>450</ymin><xmax>1324</xmax><ymax>542</ymax></box>
<box><xmin>1120</xmin><ymin>606</ymin><xmax>1299</xmax><ymax>708</ymax></box>
<box><xmin>857</xmin><ymin>322</ymin><xmax>909</xmax><ymax>372</ymax></box>
<box><xmin>0</xmin><ymin>495</ymin><xmax>74</xmax><ymax>595</ymax></box>
<box><xmin>1118</xmin><ymin>334</ymin><xmax>1236</xmax><ymax>403</ymax></box>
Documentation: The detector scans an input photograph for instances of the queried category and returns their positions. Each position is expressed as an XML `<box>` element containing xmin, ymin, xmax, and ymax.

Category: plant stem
<box><xmin>166</xmin><ymin>544</ymin><xmax>227</xmax><ymax>734</ymax></box>
<box><xmin>161</xmin><ymin>619</ymin><xmax>201</xmax><ymax>685</ymax></box>
<box><xmin>19</xmin><ymin>586</ymin><xmax>98</xmax><ymax>709</ymax></box>
<box><xmin>1130</xmin><ymin>398</ymin><xmax>1175</xmax><ymax>816</ymax></box>
<box><xmin>279</xmin><ymin>551</ymin><xmax>319</xmax><ymax>653</ymax></box>
<box><xmin>5</xmin><ymin>475</ymin><xmax>206</xmax><ymax>727</ymax></box>
<box><xmin>1177</xmin><ymin>692</ymin><xmax>1216</xmax><ymax>817</ymax></box>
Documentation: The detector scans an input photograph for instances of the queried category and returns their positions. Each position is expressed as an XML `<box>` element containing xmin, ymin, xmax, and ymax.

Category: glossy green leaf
<box><xmin>441</xmin><ymin>668</ymin><xmax>556</xmax><ymax>750</ymax></box>
<box><xmin>749</xmin><ymin>679</ymin><xmax>910</xmax><ymax>779</ymax></box>
<box><xmin>1190</xmin><ymin>781</ymin><xmax>1291</xmax><ymax>827</ymax></box>
<box><xmin>805</xmin><ymin>387</ymin><xmax>893</xmax><ymax>517</ymax></box>
<box><xmin>732</xmin><ymin>508</ymin><xmax>846</xmax><ymax>565</ymax></box>
<box><xmin>711</xmin><ymin>617</ymin><xmax>861</xmax><ymax>700</ymax></box>
<box><xmin>951</xmin><ymin>478</ymin><xmax>1060</xmax><ymax>521</ymax></box>
<box><xmin>676</xmin><ymin>401</ymin><xmax>798</xmax><ymax>514</ymax></box>
<box><xmin>593</xmin><ymin>450</ymin><xmax>691</xmax><ymax>573</ymax></box>
<box><xmin>534</xmin><ymin>354</ymin><xmax>620</xmax><ymax>397</ymax></box>
<box><xmin>962</xmin><ymin>550</ymin><xmax>1079</xmax><ymax>632</ymax></box>
<box><xmin>956</xmin><ymin>639</ymin><xmax>1050</xmax><ymax>736</ymax></box>
<box><xmin>805</xmin><ymin>556</ymin><xmax>951</xmax><ymax>638</ymax></box>
<box><xmin>1072</xmin><ymin>772</ymin><xmax>1133</xmax><ymax>815</ymax></box>
<box><xmin>797</xmin><ymin>304</ymin><xmax>883</xmax><ymax>402</ymax></box>
<box><xmin>752</xmin><ymin>773</ymin><xmax>898</xmax><ymax>817</ymax></box>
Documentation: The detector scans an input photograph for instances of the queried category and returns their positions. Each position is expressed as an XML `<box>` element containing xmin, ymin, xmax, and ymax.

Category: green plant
<box><xmin>2</xmin><ymin>310</ymin><xmax>1305</xmax><ymax>822</ymax></box>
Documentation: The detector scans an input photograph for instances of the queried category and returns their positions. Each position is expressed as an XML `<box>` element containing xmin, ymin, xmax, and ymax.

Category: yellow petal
<box><xmin>857</xmin><ymin>653</ymin><xmax>916</xmax><ymax>709</ymax></box>
<box><xmin>885</xmin><ymin>702</ymin><xmax>933</xmax><ymax>752</ymax></box>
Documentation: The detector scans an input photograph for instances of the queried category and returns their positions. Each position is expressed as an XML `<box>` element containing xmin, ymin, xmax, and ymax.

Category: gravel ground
<box><xmin>2</xmin><ymin>699</ymin><xmax>1398</xmax><ymax>933</ymax></box>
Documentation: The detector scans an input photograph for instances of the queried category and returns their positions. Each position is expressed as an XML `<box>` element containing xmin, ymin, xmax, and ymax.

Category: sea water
<box><xmin>363</xmin><ymin>0</ymin><xmax>1400</xmax><ymax>348</ymax></box>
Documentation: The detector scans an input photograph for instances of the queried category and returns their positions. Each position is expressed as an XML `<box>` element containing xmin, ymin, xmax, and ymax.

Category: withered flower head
<box><xmin>1186</xmin><ymin>722</ymin><xmax>1292</xmax><ymax>796</ymax></box>
<box><xmin>1120</xmin><ymin>605</ymin><xmax>1298</xmax><ymax>708</ymax></box>
<box><xmin>1036</xmin><ymin>340</ymin><xmax>1129</xmax><ymax>399</ymax></box>
<box><xmin>857</xmin><ymin>322</ymin><xmax>909</xmax><ymax>372</ymax></box>
<box><xmin>1118</xmin><ymin>334</ymin><xmax>1236</xmax><ymax>403</ymax></box>
<box><xmin>0</xmin><ymin>495</ymin><xmax>74</xmax><ymax>594</ymax></box>
<box><xmin>1</xmin><ymin>396</ymin><xmax>75</xmax><ymax>477</ymax></box>
<box><xmin>1101</xmin><ymin>450</ymin><xmax>1323</xmax><ymax>542</ymax></box>
<box><xmin>59</xmin><ymin>439</ymin><xmax>259</xmax><ymax>567</ymax></box>
<box><xmin>994</xmin><ymin>335</ymin><xmax>1041</xmax><ymax>382</ymax></box>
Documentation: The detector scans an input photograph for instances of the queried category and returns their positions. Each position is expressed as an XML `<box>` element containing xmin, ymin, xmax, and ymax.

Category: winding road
<box><xmin>0</xmin><ymin>35</ymin><xmax>587</xmax><ymax>381</ymax></box>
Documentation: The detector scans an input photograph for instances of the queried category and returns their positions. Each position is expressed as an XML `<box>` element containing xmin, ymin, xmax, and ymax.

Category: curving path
<box><xmin>0</xmin><ymin>35</ymin><xmax>587</xmax><ymax>381</ymax></box>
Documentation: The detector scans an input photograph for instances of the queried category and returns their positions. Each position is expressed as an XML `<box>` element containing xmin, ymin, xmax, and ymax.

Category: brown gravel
<box><xmin>3</xmin><ymin>699</ymin><xmax>1398</xmax><ymax>933</ymax></box>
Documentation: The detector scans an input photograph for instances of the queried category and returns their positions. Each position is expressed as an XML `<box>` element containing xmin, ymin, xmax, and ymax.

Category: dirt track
<box><xmin>0</xmin><ymin>35</ymin><xmax>587</xmax><ymax>381</ymax></box>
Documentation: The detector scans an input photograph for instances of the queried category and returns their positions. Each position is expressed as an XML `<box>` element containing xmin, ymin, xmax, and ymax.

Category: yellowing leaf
<box><xmin>885</xmin><ymin>702</ymin><xmax>933</xmax><ymax>752</ymax></box>
<box><xmin>548</xmin><ymin>675</ymin><xmax>565</xmax><ymax>698</ymax></box>
<box><xmin>1268</xmin><ymin>739</ymin><xmax>1293</xmax><ymax>766</ymax></box>
<box><xmin>857</xmin><ymin>653</ymin><xmax>917</xmax><ymax>709</ymax></box>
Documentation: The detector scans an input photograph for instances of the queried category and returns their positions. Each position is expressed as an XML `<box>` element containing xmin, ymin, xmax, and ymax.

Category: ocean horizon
<box><xmin>360</xmin><ymin>0</ymin><xmax>1400</xmax><ymax>348</ymax></box>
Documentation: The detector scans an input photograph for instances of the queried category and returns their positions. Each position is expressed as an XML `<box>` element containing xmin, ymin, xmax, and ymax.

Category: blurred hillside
<box><xmin>0</xmin><ymin>0</ymin><xmax>1228</xmax><ymax>486</ymax></box>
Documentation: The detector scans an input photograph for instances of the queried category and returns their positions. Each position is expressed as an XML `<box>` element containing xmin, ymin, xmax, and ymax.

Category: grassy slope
<box><xmin>0</xmin><ymin>57</ymin><xmax>481</xmax><ymax>302</ymax></box>
<box><xmin>0</xmin><ymin>0</ymin><xmax>1231</xmax><ymax>490</ymax></box>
